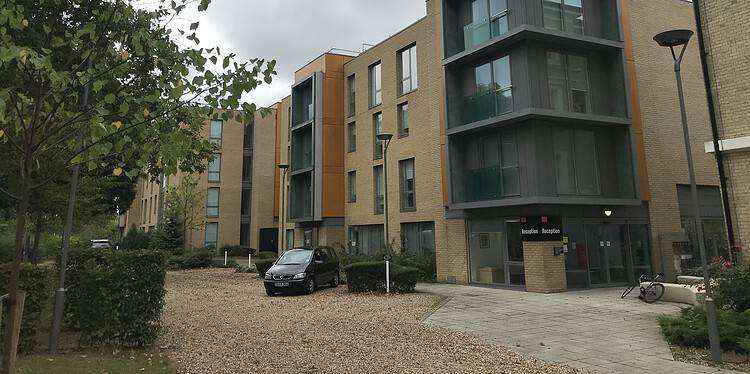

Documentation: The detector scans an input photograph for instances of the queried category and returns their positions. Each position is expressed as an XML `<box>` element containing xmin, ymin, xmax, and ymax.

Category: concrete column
<box><xmin>523</xmin><ymin>241</ymin><xmax>567</xmax><ymax>293</ymax></box>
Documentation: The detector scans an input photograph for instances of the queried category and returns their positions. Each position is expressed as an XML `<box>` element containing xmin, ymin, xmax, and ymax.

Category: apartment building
<box><xmin>275</xmin><ymin>0</ymin><xmax>727</xmax><ymax>292</ymax></box>
<box><xmin>697</xmin><ymin>0</ymin><xmax>750</xmax><ymax>262</ymax></box>
<box><xmin>124</xmin><ymin>110</ymin><xmax>280</xmax><ymax>251</ymax></box>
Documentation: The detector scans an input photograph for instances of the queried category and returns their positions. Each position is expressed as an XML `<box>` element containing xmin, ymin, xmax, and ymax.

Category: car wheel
<box><xmin>331</xmin><ymin>272</ymin><xmax>340</xmax><ymax>287</ymax></box>
<box><xmin>306</xmin><ymin>278</ymin><xmax>315</xmax><ymax>295</ymax></box>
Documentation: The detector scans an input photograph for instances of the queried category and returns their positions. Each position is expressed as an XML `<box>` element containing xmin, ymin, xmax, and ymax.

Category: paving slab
<box><xmin>419</xmin><ymin>283</ymin><xmax>742</xmax><ymax>374</ymax></box>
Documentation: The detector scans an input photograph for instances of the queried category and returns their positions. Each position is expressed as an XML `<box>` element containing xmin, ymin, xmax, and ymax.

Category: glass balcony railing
<box><xmin>465</xmin><ymin>166</ymin><xmax>503</xmax><ymax>202</ymax></box>
<box><xmin>459</xmin><ymin>88</ymin><xmax>513</xmax><ymax>126</ymax></box>
<box><xmin>463</xmin><ymin>15</ymin><xmax>509</xmax><ymax>52</ymax></box>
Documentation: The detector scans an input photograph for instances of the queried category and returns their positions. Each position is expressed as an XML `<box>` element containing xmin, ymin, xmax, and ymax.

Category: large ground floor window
<box><xmin>468</xmin><ymin>218</ymin><xmax>525</xmax><ymax>286</ymax></box>
<box><xmin>348</xmin><ymin>225</ymin><xmax>384</xmax><ymax>255</ymax></box>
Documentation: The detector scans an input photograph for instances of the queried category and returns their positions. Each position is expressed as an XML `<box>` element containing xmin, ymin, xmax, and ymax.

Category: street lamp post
<box><xmin>278</xmin><ymin>163</ymin><xmax>289</xmax><ymax>255</ymax></box>
<box><xmin>654</xmin><ymin>29</ymin><xmax>722</xmax><ymax>362</ymax></box>
<box><xmin>376</xmin><ymin>133</ymin><xmax>394</xmax><ymax>249</ymax></box>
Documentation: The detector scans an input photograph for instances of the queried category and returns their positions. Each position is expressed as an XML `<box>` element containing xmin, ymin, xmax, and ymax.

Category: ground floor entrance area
<box><xmin>465</xmin><ymin>207</ymin><xmax>653</xmax><ymax>291</ymax></box>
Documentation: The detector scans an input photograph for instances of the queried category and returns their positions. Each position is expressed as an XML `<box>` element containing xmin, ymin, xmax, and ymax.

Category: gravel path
<box><xmin>160</xmin><ymin>269</ymin><xmax>586</xmax><ymax>374</ymax></box>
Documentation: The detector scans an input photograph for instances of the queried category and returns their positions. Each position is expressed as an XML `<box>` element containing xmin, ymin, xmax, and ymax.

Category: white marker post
<box><xmin>224</xmin><ymin>250</ymin><xmax>228</xmax><ymax>266</ymax></box>
<box><xmin>248</xmin><ymin>251</ymin><xmax>252</xmax><ymax>269</ymax></box>
<box><xmin>384</xmin><ymin>254</ymin><xmax>392</xmax><ymax>294</ymax></box>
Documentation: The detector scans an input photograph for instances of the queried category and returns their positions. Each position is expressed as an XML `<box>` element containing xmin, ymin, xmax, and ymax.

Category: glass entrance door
<box><xmin>587</xmin><ymin>224</ymin><xmax>629</xmax><ymax>286</ymax></box>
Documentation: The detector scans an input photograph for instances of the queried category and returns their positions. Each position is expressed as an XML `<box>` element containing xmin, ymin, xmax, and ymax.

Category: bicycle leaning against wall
<box><xmin>621</xmin><ymin>273</ymin><xmax>666</xmax><ymax>303</ymax></box>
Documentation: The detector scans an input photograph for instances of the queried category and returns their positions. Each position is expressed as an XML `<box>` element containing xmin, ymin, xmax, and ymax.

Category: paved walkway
<box><xmin>418</xmin><ymin>283</ymin><xmax>740</xmax><ymax>374</ymax></box>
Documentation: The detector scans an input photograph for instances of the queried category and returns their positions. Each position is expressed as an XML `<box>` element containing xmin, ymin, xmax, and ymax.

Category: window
<box><xmin>553</xmin><ymin>127</ymin><xmax>600</xmax><ymax>196</ymax></box>
<box><xmin>544</xmin><ymin>0</ymin><xmax>584</xmax><ymax>34</ymax></box>
<box><xmin>347</xmin><ymin>122</ymin><xmax>357</xmax><ymax>152</ymax></box>
<box><xmin>465</xmin><ymin>0</ymin><xmax>509</xmax><ymax>49</ymax></box>
<box><xmin>347</xmin><ymin>74</ymin><xmax>356</xmax><ymax>116</ymax></box>
<box><xmin>205</xmin><ymin>222</ymin><xmax>218</xmax><ymax>248</ymax></box>
<box><xmin>369</xmin><ymin>62</ymin><xmax>382</xmax><ymax>107</ymax></box>
<box><xmin>398</xmin><ymin>102</ymin><xmax>409</xmax><ymax>137</ymax></box>
<box><xmin>398</xmin><ymin>44</ymin><xmax>418</xmax><ymax>95</ymax></box>
<box><xmin>347</xmin><ymin>171</ymin><xmax>357</xmax><ymax>203</ymax></box>
<box><xmin>240</xmin><ymin>223</ymin><xmax>250</xmax><ymax>247</ymax></box>
<box><xmin>464</xmin><ymin>55</ymin><xmax>512</xmax><ymax>124</ymax></box>
<box><xmin>399</xmin><ymin>158</ymin><xmax>416</xmax><ymax>211</ymax></box>
<box><xmin>243</xmin><ymin>122</ymin><xmax>254</xmax><ymax>149</ymax></box>
<box><xmin>208</xmin><ymin>154</ymin><xmax>221</xmax><ymax>182</ymax></box>
<box><xmin>461</xmin><ymin>129</ymin><xmax>520</xmax><ymax>200</ymax></box>
<box><xmin>206</xmin><ymin>188</ymin><xmax>219</xmax><ymax>217</ymax></box>
<box><xmin>241</xmin><ymin>189</ymin><xmax>251</xmax><ymax>216</ymax></box>
<box><xmin>373</xmin><ymin>112</ymin><xmax>383</xmax><ymax>160</ymax></box>
<box><xmin>401</xmin><ymin>222</ymin><xmax>435</xmax><ymax>256</ymax></box>
<box><xmin>547</xmin><ymin>52</ymin><xmax>590</xmax><ymax>114</ymax></box>
<box><xmin>209</xmin><ymin>119</ymin><xmax>223</xmax><ymax>147</ymax></box>
<box><xmin>285</xmin><ymin>229</ymin><xmax>294</xmax><ymax>250</ymax></box>
<box><xmin>348</xmin><ymin>225</ymin><xmax>384</xmax><ymax>255</ymax></box>
<box><xmin>374</xmin><ymin>165</ymin><xmax>384</xmax><ymax>214</ymax></box>
<box><xmin>242</xmin><ymin>153</ymin><xmax>252</xmax><ymax>183</ymax></box>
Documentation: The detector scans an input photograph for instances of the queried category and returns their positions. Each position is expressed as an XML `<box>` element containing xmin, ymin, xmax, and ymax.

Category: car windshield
<box><xmin>276</xmin><ymin>250</ymin><xmax>313</xmax><ymax>265</ymax></box>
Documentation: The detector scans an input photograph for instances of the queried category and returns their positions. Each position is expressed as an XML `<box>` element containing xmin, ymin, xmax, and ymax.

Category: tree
<box><xmin>0</xmin><ymin>0</ymin><xmax>275</xmax><ymax>368</ymax></box>
<box><xmin>163</xmin><ymin>175</ymin><xmax>204</xmax><ymax>249</ymax></box>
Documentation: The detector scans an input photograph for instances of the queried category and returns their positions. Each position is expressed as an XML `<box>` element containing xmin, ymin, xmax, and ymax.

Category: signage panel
<box><xmin>520</xmin><ymin>216</ymin><xmax>563</xmax><ymax>242</ymax></box>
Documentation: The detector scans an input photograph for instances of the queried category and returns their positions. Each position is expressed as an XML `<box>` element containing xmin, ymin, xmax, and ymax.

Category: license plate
<box><xmin>274</xmin><ymin>282</ymin><xmax>289</xmax><ymax>287</ymax></box>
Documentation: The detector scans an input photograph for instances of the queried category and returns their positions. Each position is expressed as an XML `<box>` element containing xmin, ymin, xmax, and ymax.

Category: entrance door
<box><xmin>505</xmin><ymin>221</ymin><xmax>525</xmax><ymax>285</ymax></box>
<box><xmin>587</xmin><ymin>225</ymin><xmax>629</xmax><ymax>286</ymax></box>
<box><xmin>258</xmin><ymin>228</ymin><xmax>278</xmax><ymax>252</ymax></box>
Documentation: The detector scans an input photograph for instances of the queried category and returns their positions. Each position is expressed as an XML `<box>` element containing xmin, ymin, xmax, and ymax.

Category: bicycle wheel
<box><xmin>642</xmin><ymin>283</ymin><xmax>665</xmax><ymax>303</ymax></box>
<box><xmin>621</xmin><ymin>285</ymin><xmax>636</xmax><ymax>299</ymax></box>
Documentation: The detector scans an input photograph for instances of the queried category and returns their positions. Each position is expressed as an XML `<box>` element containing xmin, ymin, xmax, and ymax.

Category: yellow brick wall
<box><xmin>523</xmin><ymin>241</ymin><xmax>566</xmax><ymax>293</ymax></box>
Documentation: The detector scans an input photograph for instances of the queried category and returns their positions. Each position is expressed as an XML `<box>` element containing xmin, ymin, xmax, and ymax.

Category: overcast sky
<box><xmin>183</xmin><ymin>0</ymin><xmax>427</xmax><ymax>108</ymax></box>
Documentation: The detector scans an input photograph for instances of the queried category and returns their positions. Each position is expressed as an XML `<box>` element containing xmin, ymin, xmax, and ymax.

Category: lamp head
<box><xmin>654</xmin><ymin>29</ymin><xmax>693</xmax><ymax>48</ymax></box>
<box><xmin>603</xmin><ymin>209</ymin><xmax>613</xmax><ymax>218</ymax></box>
<box><xmin>277</xmin><ymin>163</ymin><xmax>289</xmax><ymax>170</ymax></box>
<box><xmin>376</xmin><ymin>133</ymin><xmax>393</xmax><ymax>142</ymax></box>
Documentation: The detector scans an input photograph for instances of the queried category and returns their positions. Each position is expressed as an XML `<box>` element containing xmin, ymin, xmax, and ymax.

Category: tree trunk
<box><xmin>1</xmin><ymin>172</ymin><xmax>31</xmax><ymax>373</ymax></box>
<box><xmin>32</xmin><ymin>215</ymin><xmax>43</xmax><ymax>265</ymax></box>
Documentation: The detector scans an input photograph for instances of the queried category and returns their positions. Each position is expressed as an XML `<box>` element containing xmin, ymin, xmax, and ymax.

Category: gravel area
<box><xmin>159</xmin><ymin>269</ymin><xmax>587</xmax><ymax>374</ymax></box>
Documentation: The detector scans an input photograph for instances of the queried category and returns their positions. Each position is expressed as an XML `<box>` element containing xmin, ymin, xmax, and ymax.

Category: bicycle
<box><xmin>621</xmin><ymin>273</ymin><xmax>665</xmax><ymax>303</ymax></box>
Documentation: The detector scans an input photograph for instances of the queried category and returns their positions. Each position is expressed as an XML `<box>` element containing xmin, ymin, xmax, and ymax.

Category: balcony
<box><xmin>456</xmin><ymin>88</ymin><xmax>513</xmax><ymax>128</ymax></box>
<box><xmin>463</xmin><ymin>16</ymin><xmax>508</xmax><ymax>52</ymax></box>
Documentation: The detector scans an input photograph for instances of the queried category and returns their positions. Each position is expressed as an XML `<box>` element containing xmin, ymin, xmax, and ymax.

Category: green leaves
<box><xmin>104</xmin><ymin>93</ymin><xmax>116</xmax><ymax>104</ymax></box>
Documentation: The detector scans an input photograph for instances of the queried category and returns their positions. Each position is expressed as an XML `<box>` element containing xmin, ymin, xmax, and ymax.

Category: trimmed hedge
<box><xmin>257</xmin><ymin>251</ymin><xmax>278</xmax><ymax>260</ymax></box>
<box><xmin>64</xmin><ymin>249</ymin><xmax>167</xmax><ymax>347</ymax></box>
<box><xmin>167</xmin><ymin>250</ymin><xmax>213</xmax><ymax>270</ymax></box>
<box><xmin>343</xmin><ymin>261</ymin><xmax>419</xmax><ymax>293</ymax></box>
<box><xmin>0</xmin><ymin>263</ymin><xmax>54</xmax><ymax>353</ymax></box>
<box><xmin>220</xmin><ymin>245</ymin><xmax>251</xmax><ymax>257</ymax></box>
<box><xmin>254</xmin><ymin>258</ymin><xmax>276</xmax><ymax>277</ymax></box>
<box><xmin>659</xmin><ymin>306</ymin><xmax>750</xmax><ymax>354</ymax></box>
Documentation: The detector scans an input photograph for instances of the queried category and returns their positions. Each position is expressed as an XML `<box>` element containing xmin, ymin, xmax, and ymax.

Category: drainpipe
<box><xmin>692</xmin><ymin>0</ymin><xmax>737</xmax><ymax>253</ymax></box>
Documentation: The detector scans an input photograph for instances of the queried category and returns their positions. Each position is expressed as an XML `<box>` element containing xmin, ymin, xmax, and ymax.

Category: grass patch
<box><xmin>16</xmin><ymin>349</ymin><xmax>174</xmax><ymax>374</ymax></box>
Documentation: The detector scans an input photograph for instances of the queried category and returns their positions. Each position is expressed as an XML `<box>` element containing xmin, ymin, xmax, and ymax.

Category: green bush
<box><xmin>395</xmin><ymin>254</ymin><xmax>437</xmax><ymax>282</ymax></box>
<box><xmin>64</xmin><ymin>249</ymin><xmax>167</xmax><ymax>347</ymax></box>
<box><xmin>343</xmin><ymin>261</ymin><xmax>419</xmax><ymax>293</ymax></box>
<box><xmin>659</xmin><ymin>306</ymin><xmax>750</xmax><ymax>354</ymax></box>
<box><xmin>715</xmin><ymin>263</ymin><xmax>750</xmax><ymax>312</ymax></box>
<box><xmin>167</xmin><ymin>250</ymin><xmax>213</xmax><ymax>270</ymax></box>
<box><xmin>257</xmin><ymin>251</ymin><xmax>278</xmax><ymax>260</ymax></box>
<box><xmin>234</xmin><ymin>265</ymin><xmax>255</xmax><ymax>273</ymax></box>
<box><xmin>0</xmin><ymin>245</ymin><xmax>12</xmax><ymax>264</ymax></box>
<box><xmin>220</xmin><ymin>245</ymin><xmax>251</xmax><ymax>257</ymax></box>
<box><xmin>211</xmin><ymin>257</ymin><xmax>238</xmax><ymax>268</ymax></box>
<box><xmin>254</xmin><ymin>258</ymin><xmax>276</xmax><ymax>277</ymax></box>
<box><xmin>119</xmin><ymin>226</ymin><xmax>151</xmax><ymax>251</ymax></box>
<box><xmin>0</xmin><ymin>263</ymin><xmax>54</xmax><ymax>353</ymax></box>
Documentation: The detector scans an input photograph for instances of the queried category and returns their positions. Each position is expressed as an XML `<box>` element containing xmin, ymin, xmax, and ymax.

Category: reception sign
<box><xmin>520</xmin><ymin>215</ymin><xmax>563</xmax><ymax>242</ymax></box>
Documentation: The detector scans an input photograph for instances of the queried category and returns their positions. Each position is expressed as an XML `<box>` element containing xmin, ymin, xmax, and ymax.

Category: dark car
<box><xmin>263</xmin><ymin>247</ymin><xmax>340</xmax><ymax>296</ymax></box>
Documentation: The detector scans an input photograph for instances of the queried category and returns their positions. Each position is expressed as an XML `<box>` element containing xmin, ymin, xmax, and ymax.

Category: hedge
<box><xmin>257</xmin><ymin>251</ymin><xmax>278</xmax><ymax>260</ymax></box>
<box><xmin>64</xmin><ymin>249</ymin><xmax>167</xmax><ymax>347</ymax></box>
<box><xmin>254</xmin><ymin>258</ymin><xmax>276</xmax><ymax>277</ymax></box>
<box><xmin>343</xmin><ymin>261</ymin><xmax>419</xmax><ymax>293</ymax></box>
<box><xmin>659</xmin><ymin>306</ymin><xmax>750</xmax><ymax>354</ymax></box>
<box><xmin>0</xmin><ymin>263</ymin><xmax>54</xmax><ymax>353</ymax></box>
<box><xmin>167</xmin><ymin>250</ymin><xmax>213</xmax><ymax>270</ymax></box>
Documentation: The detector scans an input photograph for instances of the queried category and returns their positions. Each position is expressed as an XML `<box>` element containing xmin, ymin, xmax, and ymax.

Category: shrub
<box><xmin>714</xmin><ymin>263</ymin><xmax>750</xmax><ymax>312</ymax></box>
<box><xmin>220</xmin><ymin>245</ymin><xmax>251</xmax><ymax>257</ymax></box>
<box><xmin>395</xmin><ymin>254</ymin><xmax>436</xmax><ymax>282</ymax></box>
<box><xmin>0</xmin><ymin>245</ymin><xmax>12</xmax><ymax>264</ymax></box>
<box><xmin>659</xmin><ymin>306</ymin><xmax>750</xmax><ymax>354</ymax></box>
<box><xmin>343</xmin><ymin>261</ymin><xmax>419</xmax><ymax>293</ymax></box>
<box><xmin>119</xmin><ymin>226</ymin><xmax>151</xmax><ymax>250</ymax></box>
<box><xmin>254</xmin><ymin>258</ymin><xmax>276</xmax><ymax>277</ymax></box>
<box><xmin>0</xmin><ymin>263</ymin><xmax>54</xmax><ymax>353</ymax></box>
<box><xmin>234</xmin><ymin>265</ymin><xmax>255</xmax><ymax>274</ymax></box>
<box><xmin>64</xmin><ymin>249</ymin><xmax>166</xmax><ymax>347</ymax></box>
<box><xmin>167</xmin><ymin>250</ymin><xmax>213</xmax><ymax>270</ymax></box>
<box><xmin>257</xmin><ymin>251</ymin><xmax>278</xmax><ymax>260</ymax></box>
<box><xmin>211</xmin><ymin>257</ymin><xmax>238</xmax><ymax>268</ymax></box>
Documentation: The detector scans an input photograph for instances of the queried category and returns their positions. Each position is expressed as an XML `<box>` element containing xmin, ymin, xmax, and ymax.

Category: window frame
<box><xmin>399</xmin><ymin>158</ymin><xmax>416</xmax><ymax>212</ymax></box>
<box><xmin>542</xmin><ymin>0</ymin><xmax>585</xmax><ymax>35</ymax></box>
<box><xmin>373</xmin><ymin>112</ymin><xmax>383</xmax><ymax>160</ymax></box>
<box><xmin>347</xmin><ymin>170</ymin><xmax>357</xmax><ymax>203</ymax></box>
<box><xmin>347</xmin><ymin>122</ymin><xmax>357</xmax><ymax>153</ymax></box>
<box><xmin>546</xmin><ymin>51</ymin><xmax>591</xmax><ymax>114</ymax></box>
<box><xmin>373</xmin><ymin>165</ymin><xmax>384</xmax><ymax>215</ymax></box>
<box><xmin>347</xmin><ymin>74</ymin><xmax>356</xmax><ymax>117</ymax></box>
<box><xmin>552</xmin><ymin>127</ymin><xmax>601</xmax><ymax>196</ymax></box>
<box><xmin>397</xmin><ymin>102</ymin><xmax>409</xmax><ymax>138</ymax></box>
<box><xmin>400</xmin><ymin>221</ymin><xmax>436</xmax><ymax>256</ymax></box>
<box><xmin>369</xmin><ymin>62</ymin><xmax>382</xmax><ymax>108</ymax></box>
<box><xmin>398</xmin><ymin>44</ymin><xmax>418</xmax><ymax>95</ymax></box>
<box><xmin>206</xmin><ymin>187</ymin><xmax>220</xmax><ymax>217</ymax></box>
<box><xmin>205</xmin><ymin>222</ymin><xmax>219</xmax><ymax>248</ymax></box>
<box><xmin>209</xmin><ymin>119</ymin><xmax>223</xmax><ymax>147</ymax></box>
<box><xmin>208</xmin><ymin>153</ymin><xmax>221</xmax><ymax>182</ymax></box>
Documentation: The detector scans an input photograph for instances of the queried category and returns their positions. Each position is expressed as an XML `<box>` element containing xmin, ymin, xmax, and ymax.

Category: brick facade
<box><xmin>523</xmin><ymin>241</ymin><xmax>567</xmax><ymax>293</ymax></box>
